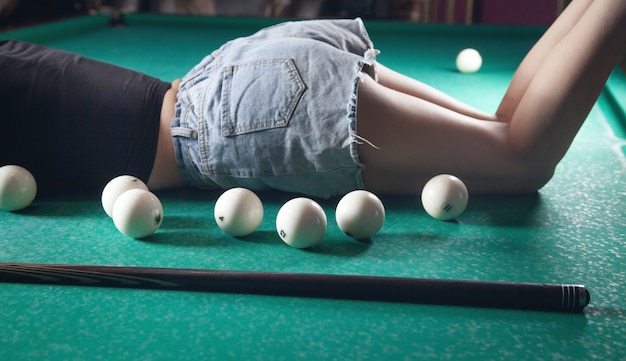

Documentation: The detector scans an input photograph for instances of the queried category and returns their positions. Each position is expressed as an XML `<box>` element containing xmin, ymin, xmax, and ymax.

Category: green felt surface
<box><xmin>1</xmin><ymin>14</ymin><xmax>626</xmax><ymax>360</ymax></box>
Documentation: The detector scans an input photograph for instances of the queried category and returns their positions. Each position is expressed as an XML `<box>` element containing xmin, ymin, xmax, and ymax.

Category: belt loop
<box><xmin>171</xmin><ymin>127</ymin><xmax>198</xmax><ymax>140</ymax></box>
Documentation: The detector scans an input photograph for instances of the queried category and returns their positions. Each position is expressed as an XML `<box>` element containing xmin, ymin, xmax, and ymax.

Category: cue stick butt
<box><xmin>0</xmin><ymin>263</ymin><xmax>589</xmax><ymax>313</ymax></box>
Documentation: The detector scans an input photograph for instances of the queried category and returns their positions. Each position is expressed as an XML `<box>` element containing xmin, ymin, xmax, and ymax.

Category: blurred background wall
<box><xmin>0</xmin><ymin>0</ymin><xmax>622</xmax><ymax>70</ymax></box>
<box><xmin>1</xmin><ymin>0</ymin><xmax>569</xmax><ymax>28</ymax></box>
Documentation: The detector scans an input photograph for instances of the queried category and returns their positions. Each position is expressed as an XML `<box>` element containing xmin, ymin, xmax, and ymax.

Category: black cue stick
<box><xmin>0</xmin><ymin>263</ymin><xmax>589</xmax><ymax>313</ymax></box>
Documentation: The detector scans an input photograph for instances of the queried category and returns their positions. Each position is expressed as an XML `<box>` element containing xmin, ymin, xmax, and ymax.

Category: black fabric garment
<box><xmin>0</xmin><ymin>40</ymin><xmax>170</xmax><ymax>195</ymax></box>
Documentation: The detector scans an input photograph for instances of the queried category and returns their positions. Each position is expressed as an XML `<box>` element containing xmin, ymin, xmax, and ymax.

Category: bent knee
<box><xmin>509</xmin><ymin>158</ymin><xmax>555</xmax><ymax>194</ymax></box>
<box><xmin>521</xmin><ymin>168</ymin><xmax>554</xmax><ymax>193</ymax></box>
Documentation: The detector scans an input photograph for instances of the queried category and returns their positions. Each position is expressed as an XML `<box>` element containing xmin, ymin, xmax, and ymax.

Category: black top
<box><xmin>0</xmin><ymin>40</ymin><xmax>170</xmax><ymax>196</ymax></box>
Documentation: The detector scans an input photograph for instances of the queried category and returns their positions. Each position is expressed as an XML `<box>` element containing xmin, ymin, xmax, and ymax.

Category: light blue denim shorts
<box><xmin>171</xmin><ymin>18</ymin><xmax>378</xmax><ymax>198</ymax></box>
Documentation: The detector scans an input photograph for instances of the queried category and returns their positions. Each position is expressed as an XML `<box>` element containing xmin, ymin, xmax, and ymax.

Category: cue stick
<box><xmin>0</xmin><ymin>263</ymin><xmax>589</xmax><ymax>313</ymax></box>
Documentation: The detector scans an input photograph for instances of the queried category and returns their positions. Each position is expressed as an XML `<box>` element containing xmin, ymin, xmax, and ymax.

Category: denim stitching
<box><xmin>220</xmin><ymin>58</ymin><xmax>306</xmax><ymax>137</ymax></box>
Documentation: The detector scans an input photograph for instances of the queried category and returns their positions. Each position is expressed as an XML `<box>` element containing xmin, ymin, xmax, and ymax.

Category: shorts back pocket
<box><xmin>220</xmin><ymin>58</ymin><xmax>306</xmax><ymax>137</ymax></box>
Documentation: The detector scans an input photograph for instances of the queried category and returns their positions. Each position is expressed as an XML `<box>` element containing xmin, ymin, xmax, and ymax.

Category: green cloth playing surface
<box><xmin>1</xmin><ymin>14</ymin><xmax>625</xmax><ymax>360</ymax></box>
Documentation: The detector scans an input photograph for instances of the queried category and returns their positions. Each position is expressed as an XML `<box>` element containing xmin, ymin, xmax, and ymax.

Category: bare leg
<box><xmin>496</xmin><ymin>0</ymin><xmax>593</xmax><ymax>121</ymax></box>
<box><xmin>359</xmin><ymin>0</ymin><xmax>626</xmax><ymax>195</ymax></box>
<box><xmin>504</xmin><ymin>0</ymin><xmax>626</xmax><ymax>167</ymax></box>
<box><xmin>357</xmin><ymin>75</ymin><xmax>524</xmax><ymax>195</ymax></box>
<box><xmin>376</xmin><ymin>0</ymin><xmax>593</xmax><ymax>123</ymax></box>
<box><xmin>377</xmin><ymin>64</ymin><xmax>497</xmax><ymax>121</ymax></box>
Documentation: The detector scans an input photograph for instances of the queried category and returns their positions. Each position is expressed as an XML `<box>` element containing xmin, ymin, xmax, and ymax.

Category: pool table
<box><xmin>1</xmin><ymin>13</ymin><xmax>625</xmax><ymax>360</ymax></box>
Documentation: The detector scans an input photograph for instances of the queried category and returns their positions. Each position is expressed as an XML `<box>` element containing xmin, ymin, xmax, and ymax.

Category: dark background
<box><xmin>0</xmin><ymin>0</ymin><xmax>624</xmax><ymax>70</ymax></box>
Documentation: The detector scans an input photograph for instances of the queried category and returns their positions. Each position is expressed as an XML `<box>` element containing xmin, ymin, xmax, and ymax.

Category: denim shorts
<box><xmin>171</xmin><ymin>18</ymin><xmax>378</xmax><ymax>198</ymax></box>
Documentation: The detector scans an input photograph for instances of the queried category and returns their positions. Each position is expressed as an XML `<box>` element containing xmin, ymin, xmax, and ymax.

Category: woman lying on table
<box><xmin>1</xmin><ymin>0</ymin><xmax>625</xmax><ymax>198</ymax></box>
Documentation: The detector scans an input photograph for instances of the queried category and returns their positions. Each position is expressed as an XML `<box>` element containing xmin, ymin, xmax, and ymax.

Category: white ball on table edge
<box><xmin>276</xmin><ymin>197</ymin><xmax>327</xmax><ymax>249</ymax></box>
<box><xmin>335</xmin><ymin>190</ymin><xmax>385</xmax><ymax>240</ymax></box>
<box><xmin>101</xmin><ymin>175</ymin><xmax>149</xmax><ymax>217</ymax></box>
<box><xmin>456</xmin><ymin>48</ymin><xmax>482</xmax><ymax>74</ymax></box>
<box><xmin>112</xmin><ymin>188</ymin><xmax>163</xmax><ymax>239</ymax></box>
<box><xmin>421</xmin><ymin>174</ymin><xmax>469</xmax><ymax>221</ymax></box>
<box><xmin>0</xmin><ymin>165</ymin><xmax>37</xmax><ymax>211</ymax></box>
<box><xmin>214</xmin><ymin>187</ymin><xmax>264</xmax><ymax>237</ymax></box>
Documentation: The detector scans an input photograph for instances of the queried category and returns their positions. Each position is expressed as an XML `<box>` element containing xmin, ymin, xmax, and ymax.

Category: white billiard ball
<box><xmin>456</xmin><ymin>48</ymin><xmax>482</xmax><ymax>73</ymax></box>
<box><xmin>112</xmin><ymin>189</ymin><xmax>163</xmax><ymax>239</ymax></box>
<box><xmin>0</xmin><ymin>165</ymin><xmax>37</xmax><ymax>211</ymax></box>
<box><xmin>421</xmin><ymin>174</ymin><xmax>469</xmax><ymax>221</ymax></box>
<box><xmin>276</xmin><ymin>197</ymin><xmax>327</xmax><ymax>249</ymax></box>
<box><xmin>335</xmin><ymin>190</ymin><xmax>385</xmax><ymax>240</ymax></box>
<box><xmin>214</xmin><ymin>188</ymin><xmax>264</xmax><ymax>237</ymax></box>
<box><xmin>102</xmin><ymin>175</ymin><xmax>148</xmax><ymax>217</ymax></box>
